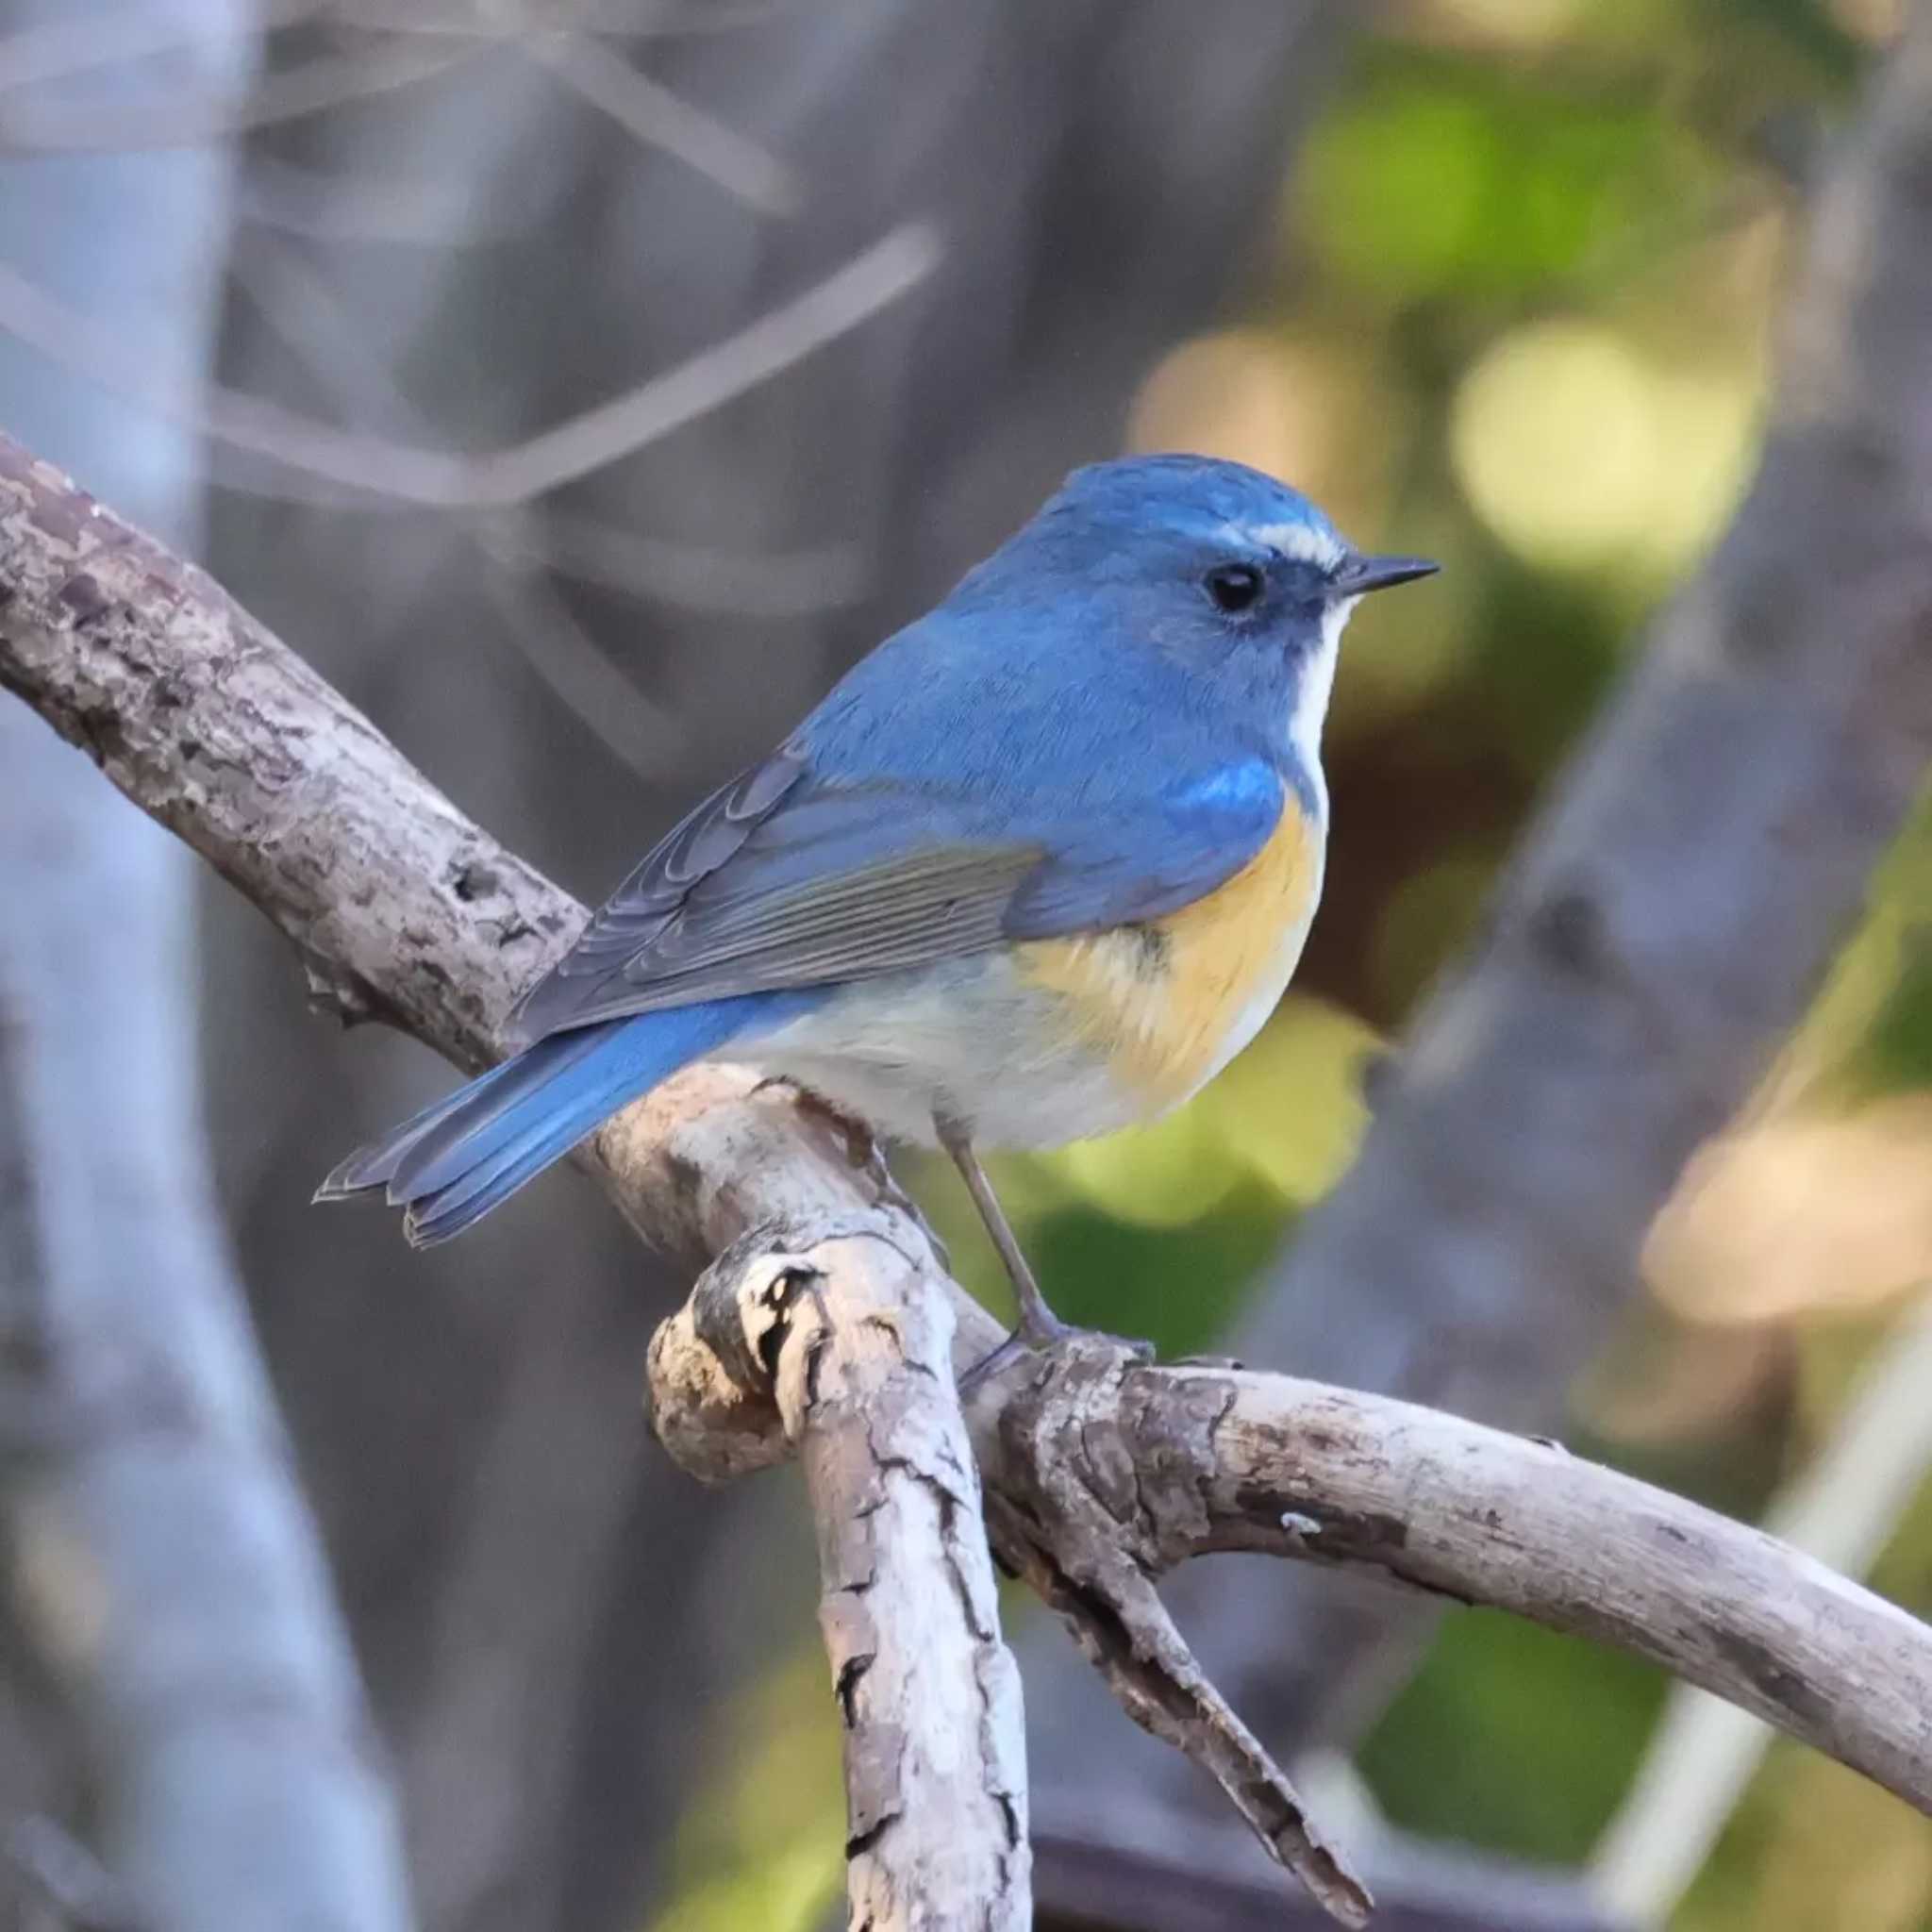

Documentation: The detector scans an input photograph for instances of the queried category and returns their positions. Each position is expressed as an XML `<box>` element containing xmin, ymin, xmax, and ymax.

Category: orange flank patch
<box><xmin>1017</xmin><ymin>797</ymin><xmax>1324</xmax><ymax>1111</ymax></box>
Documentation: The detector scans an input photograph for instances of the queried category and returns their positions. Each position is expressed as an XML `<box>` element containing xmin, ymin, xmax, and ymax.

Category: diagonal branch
<box><xmin>0</xmin><ymin>28</ymin><xmax>476</xmax><ymax>153</ymax></box>
<box><xmin>638</xmin><ymin>1091</ymin><xmax>1371</xmax><ymax>1925</ymax></box>
<box><xmin>0</xmin><ymin>0</ymin><xmax>325</xmax><ymax>98</ymax></box>
<box><xmin>524</xmin><ymin>30</ymin><xmax>799</xmax><ymax>214</ymax></box>
<box><xmin>0</xmin><ymin>223</ymin><xmax>940</xmax><ymax>508</ymax></box>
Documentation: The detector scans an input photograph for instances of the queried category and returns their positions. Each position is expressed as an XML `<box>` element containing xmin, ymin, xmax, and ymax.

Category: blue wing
<box><xmin>511</xmin><ymin>597</ymin><xmax>1289</xmax><ymax>1040</ymax></box>
<box><xmin>513</xmin><ymin>748</ymin><xmax>1283</xmax><ymax>1040</ymax></box>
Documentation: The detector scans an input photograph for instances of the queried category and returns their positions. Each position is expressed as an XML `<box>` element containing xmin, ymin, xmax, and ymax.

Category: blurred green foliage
<box><xmin>1828</xmin><ymin>791</ymin><xmax>1932</xmax><ymax>1102</ymax></box>
<box><xmin>1360</xmin><ymin>1611</ymin><xmax>1671</xmax><ymax>1864</ymax></box>
<box><xmin>1300</xmin><ymin>59</ymin><xmax>1720</xmax><ymax>305</ymax></box>
<box><xmin>652</xmin><ymin>5</ymin><xmax>1932</xmax><ymax>1927</ymax></box>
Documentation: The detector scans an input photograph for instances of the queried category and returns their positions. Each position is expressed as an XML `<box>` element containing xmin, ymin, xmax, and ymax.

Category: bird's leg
<box><xmin>935</xmin><ymin>1114</ymin><xmax>1070</xmax><ymax>1351</ymax></box>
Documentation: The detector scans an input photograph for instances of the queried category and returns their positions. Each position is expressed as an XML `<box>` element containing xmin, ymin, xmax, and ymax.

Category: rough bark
<box><xmin>650</xmin><ymin>1322</ymin><xmax>1932</xmax><ymax>1832</ymax></box>
<box><xmin>678</xmin><ymin>1228</ymin><xmax>1029</xmax><ymax>1931</ymax></box>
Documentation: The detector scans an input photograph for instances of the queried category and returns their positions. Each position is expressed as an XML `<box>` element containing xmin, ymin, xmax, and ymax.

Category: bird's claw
<box><xmin>959</xmin><ymin>1316</ymin><xmax>1154</xmax><ymax>1394</ymax></box>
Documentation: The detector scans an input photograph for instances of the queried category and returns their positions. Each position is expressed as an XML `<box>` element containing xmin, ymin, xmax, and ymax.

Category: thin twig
<box><xmin>478</xmin><ymin>508</ymin><xmax>867</xmax><ymax>617</ymax></box>
<box><xmin>0</xmin><ymin>224</ymin><xmax>941</xmax><ymax>506</ymax></box>
<box><xmin>4</xmin><ymin>1819</ymin><xmax>140</xmax><ymax>1932</ymax></box>
<box><xmin>0</xmin><ymin>0</ymin><xmax>323</xmax><ymax>97</ymax></box>
<box><xmin>236</xmin><ymin>148</ymin><xmax>558</xmax><ymax>246</ymax></box>
<box><xmin>0</xmin><ymin>31</ymin><xmax>476</xmax><ymax>154</ymax></box>
<box><xmin>224</xmin><ymin>238</ymin><xmax>686</xmax><ymax>773</ymax></box>
<box><xmin>327</xmin><ymin>0</ymin><xmax>797</xmax><ymax>35</ymax></box>
<box><xmin>525</xmin><ymin>30</ymin><xmax>799</xmax><ymax>214</ymax></box>
<box><xmin>196</xmin><ymin>235</ymin><xmax>870</xmax><ymax>614</ymax></box>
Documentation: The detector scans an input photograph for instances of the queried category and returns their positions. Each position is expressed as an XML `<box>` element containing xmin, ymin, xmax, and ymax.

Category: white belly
<box><xmin>741</xmin><ymin>953</ymin><xmax>1150</xmax><ymax>1149</ymax></box>
<box><xmin>734</xmin><ymin>794</ymin><xmax>1327</xmax><ymax>1151</ymax></box>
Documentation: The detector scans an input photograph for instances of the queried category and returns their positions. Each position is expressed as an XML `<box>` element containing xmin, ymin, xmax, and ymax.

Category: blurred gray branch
<box><xmin>0</xmin><ymin>222</ymin><xmax>941</xmax><ymax>506</ymax></box>
<box><xmin>1037</xmin><ymin>4</ymin><xmax>1932</xmax><ymax>1824</ymax></box>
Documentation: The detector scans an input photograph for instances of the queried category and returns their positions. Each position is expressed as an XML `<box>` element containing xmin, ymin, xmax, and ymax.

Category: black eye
<box><xmin>1204</xmin><ymin>562</ymin><xmax>1264</xmax><ymax>615</ymax></box>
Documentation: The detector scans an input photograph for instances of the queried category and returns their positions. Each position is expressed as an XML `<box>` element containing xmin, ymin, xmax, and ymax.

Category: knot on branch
<box><xmin>641</xmin><ymin>1194</ymin><xmax>1031</xmax><ymax>1927</ymax></box>
<box><xmin>985</xmin><ymin>1337</ymin><xmax>1232</xmax><ymax>1575</ymax></box>
<box><xmin>643</xmin><ymin>1211</ymin><xmax>934</xmax><ymax>1485</ymax></box>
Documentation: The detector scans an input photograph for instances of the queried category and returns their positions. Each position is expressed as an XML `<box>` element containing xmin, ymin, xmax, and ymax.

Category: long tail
<box><xmin>316</xmin><ymin>997</ymin><xmax>785</xmax><ymax>1247</ymax></box>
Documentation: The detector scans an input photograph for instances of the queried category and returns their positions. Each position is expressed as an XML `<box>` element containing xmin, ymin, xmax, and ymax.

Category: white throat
<box><xmin>1288</xmin><ymin>595</ymin><xmax>1355</xmax><ymax>821</ymax></box>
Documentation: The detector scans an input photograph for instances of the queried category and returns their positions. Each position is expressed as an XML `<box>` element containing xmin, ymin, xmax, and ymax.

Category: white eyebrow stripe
<box><xmin>1248</xmin><ymin>520</ymin><xmax>1345</xmax><ymax>568</ymax></box>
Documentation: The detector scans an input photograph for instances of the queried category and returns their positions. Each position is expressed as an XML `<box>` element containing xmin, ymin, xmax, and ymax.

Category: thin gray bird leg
<box><xmin>935</xmin><ymin>1113</ymin><xmax>1069</xmax><ymax>1351</ymax></box>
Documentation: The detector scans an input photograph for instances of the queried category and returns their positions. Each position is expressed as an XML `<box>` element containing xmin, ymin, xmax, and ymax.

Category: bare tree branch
<box><xmin>624</xmin><ymin>1072</ymin><xmax>1373</xmax><ymax>1924</ymax></box>
<box><xmin>0</xmin><ymin>29</ymin><xmax>475</xmax><ymax>153</ymax></box>
<box><xmin>0</xmin><ymin>0</ymin><xmax>323</xmax><ymax>97</ymax></box>
<box><xmin>486</xmin><ymin>505</ymin><xmax>868</xmax><ymax>617</ymax></box>
<box><xmin>650</xmin><ymin>1312</ymin><xmax>1932</xmax><ymax>1840</ymax></box>
<box><xmin>0</xmin><ymin>431</ymin><xmax>1926</xmax><ymax>1921</ymax></box>
<box><xmin>676</xmin><ymin>1227</ymin><xmax>1029</xmax><ymax>1929</ymax></box>
<box><xmin>1030</xmin><ymin>1817</ymin><xmax>1619</xmax><ymax>1932</ymax></box>
<box><xmin>4</xmin><ymin>1815</ymin><xmax>137</xmax><ymax>1932</ymax></box>
<box><xmin>235</xmin><ymin>146</ymin><xmax>560</xmax><ymax>245</ymax></box>
<box><xmin>326</xmin><ymin>0</ymin><xmax>796</xmax><ymax>36</ymax></box>
<box><xmin>0</xmin><ymin>222</ymin><xmax>939</xmax><ymax>508</ymax></box>
<box><xmin>221</xmin><ymin>230</ymin><xmax>691</xmax><ymax>773</ymax></box>
<box><xmin>524</xmin><ymin>30</ymin><xmax>799</xmax><ymax>214</ymax></box>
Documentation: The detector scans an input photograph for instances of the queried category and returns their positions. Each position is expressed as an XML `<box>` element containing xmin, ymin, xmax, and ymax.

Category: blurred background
<box><xmin>0</xmin><ymin>2</ymin><xmax>1927</xmax><ymax>1930</ymax></box>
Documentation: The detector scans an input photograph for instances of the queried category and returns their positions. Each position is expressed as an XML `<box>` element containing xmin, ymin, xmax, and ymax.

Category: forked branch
<box><xmin>0</xmin><ymin>433</ymin><xmax>1927</xmax><ymax>1925</ymax></box>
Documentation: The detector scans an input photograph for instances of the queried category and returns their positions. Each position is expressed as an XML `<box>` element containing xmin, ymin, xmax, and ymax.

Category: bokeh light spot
<box><xmin>1450</xmin><ymin>319</ymin><xmax>1758</xmax><ymax>573</ymax></box>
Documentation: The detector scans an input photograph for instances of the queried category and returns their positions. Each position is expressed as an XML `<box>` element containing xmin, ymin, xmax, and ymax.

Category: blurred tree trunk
<box><xmin>200</xmin><ymin>8</ymin><xmax>1342</xmax><ymax>1926</ymax></box>
<box><xmin>0</xmin><ymin>4</ymin><xmax>411</xmax><ymax>1925</ymax></box>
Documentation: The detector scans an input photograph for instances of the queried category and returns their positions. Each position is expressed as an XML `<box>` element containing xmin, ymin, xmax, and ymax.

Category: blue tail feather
<box><xmin>317</xmin><ymin>991</ymin><xmax>815</xmax><ymax>1245</ymax></box>
<box><xmin>390</xmin><ymin>1024</ymin><xmax>618</xmax><ymax>1200</ymax></box>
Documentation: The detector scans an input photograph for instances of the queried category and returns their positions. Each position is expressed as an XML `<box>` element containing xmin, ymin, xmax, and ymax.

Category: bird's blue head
<box><xmin>955</xmin><ymin>453</ymin><xmax>1437</xmax><ymax>780</ymax></box>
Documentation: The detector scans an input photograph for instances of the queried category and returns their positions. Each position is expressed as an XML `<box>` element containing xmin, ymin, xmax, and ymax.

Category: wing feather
<box><xmin>512</xmin><ymin>746</ymin><xmax>1284</xmax><ymax>1041</ymax></box>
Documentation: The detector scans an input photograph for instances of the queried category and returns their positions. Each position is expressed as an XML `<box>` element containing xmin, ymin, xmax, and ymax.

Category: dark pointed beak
<box><xmin>1335</xmin><ymin>552</ymin><xmax>1440</xmax><ymax>596</ymax></box>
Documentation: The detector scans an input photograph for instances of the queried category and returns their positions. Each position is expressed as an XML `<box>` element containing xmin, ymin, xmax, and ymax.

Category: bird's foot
<box><xmin>959</xmin><ymin>1310</ymin><xmax>1154</xmax><ymax>1393</ymax></box>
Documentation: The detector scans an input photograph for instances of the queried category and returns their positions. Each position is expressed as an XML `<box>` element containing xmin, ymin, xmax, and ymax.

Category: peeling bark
<box><xmin>675</xmin><ymin>1229</ymin><xmax>1029</xmax><ymax>1930</ymax></box>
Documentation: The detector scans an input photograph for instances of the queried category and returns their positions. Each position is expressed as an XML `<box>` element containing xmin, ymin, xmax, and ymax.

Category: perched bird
<box><xmin>319</xmin><ymin>456</ymin><xmax>1435</xmax><ymax>1349</ymax></box>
